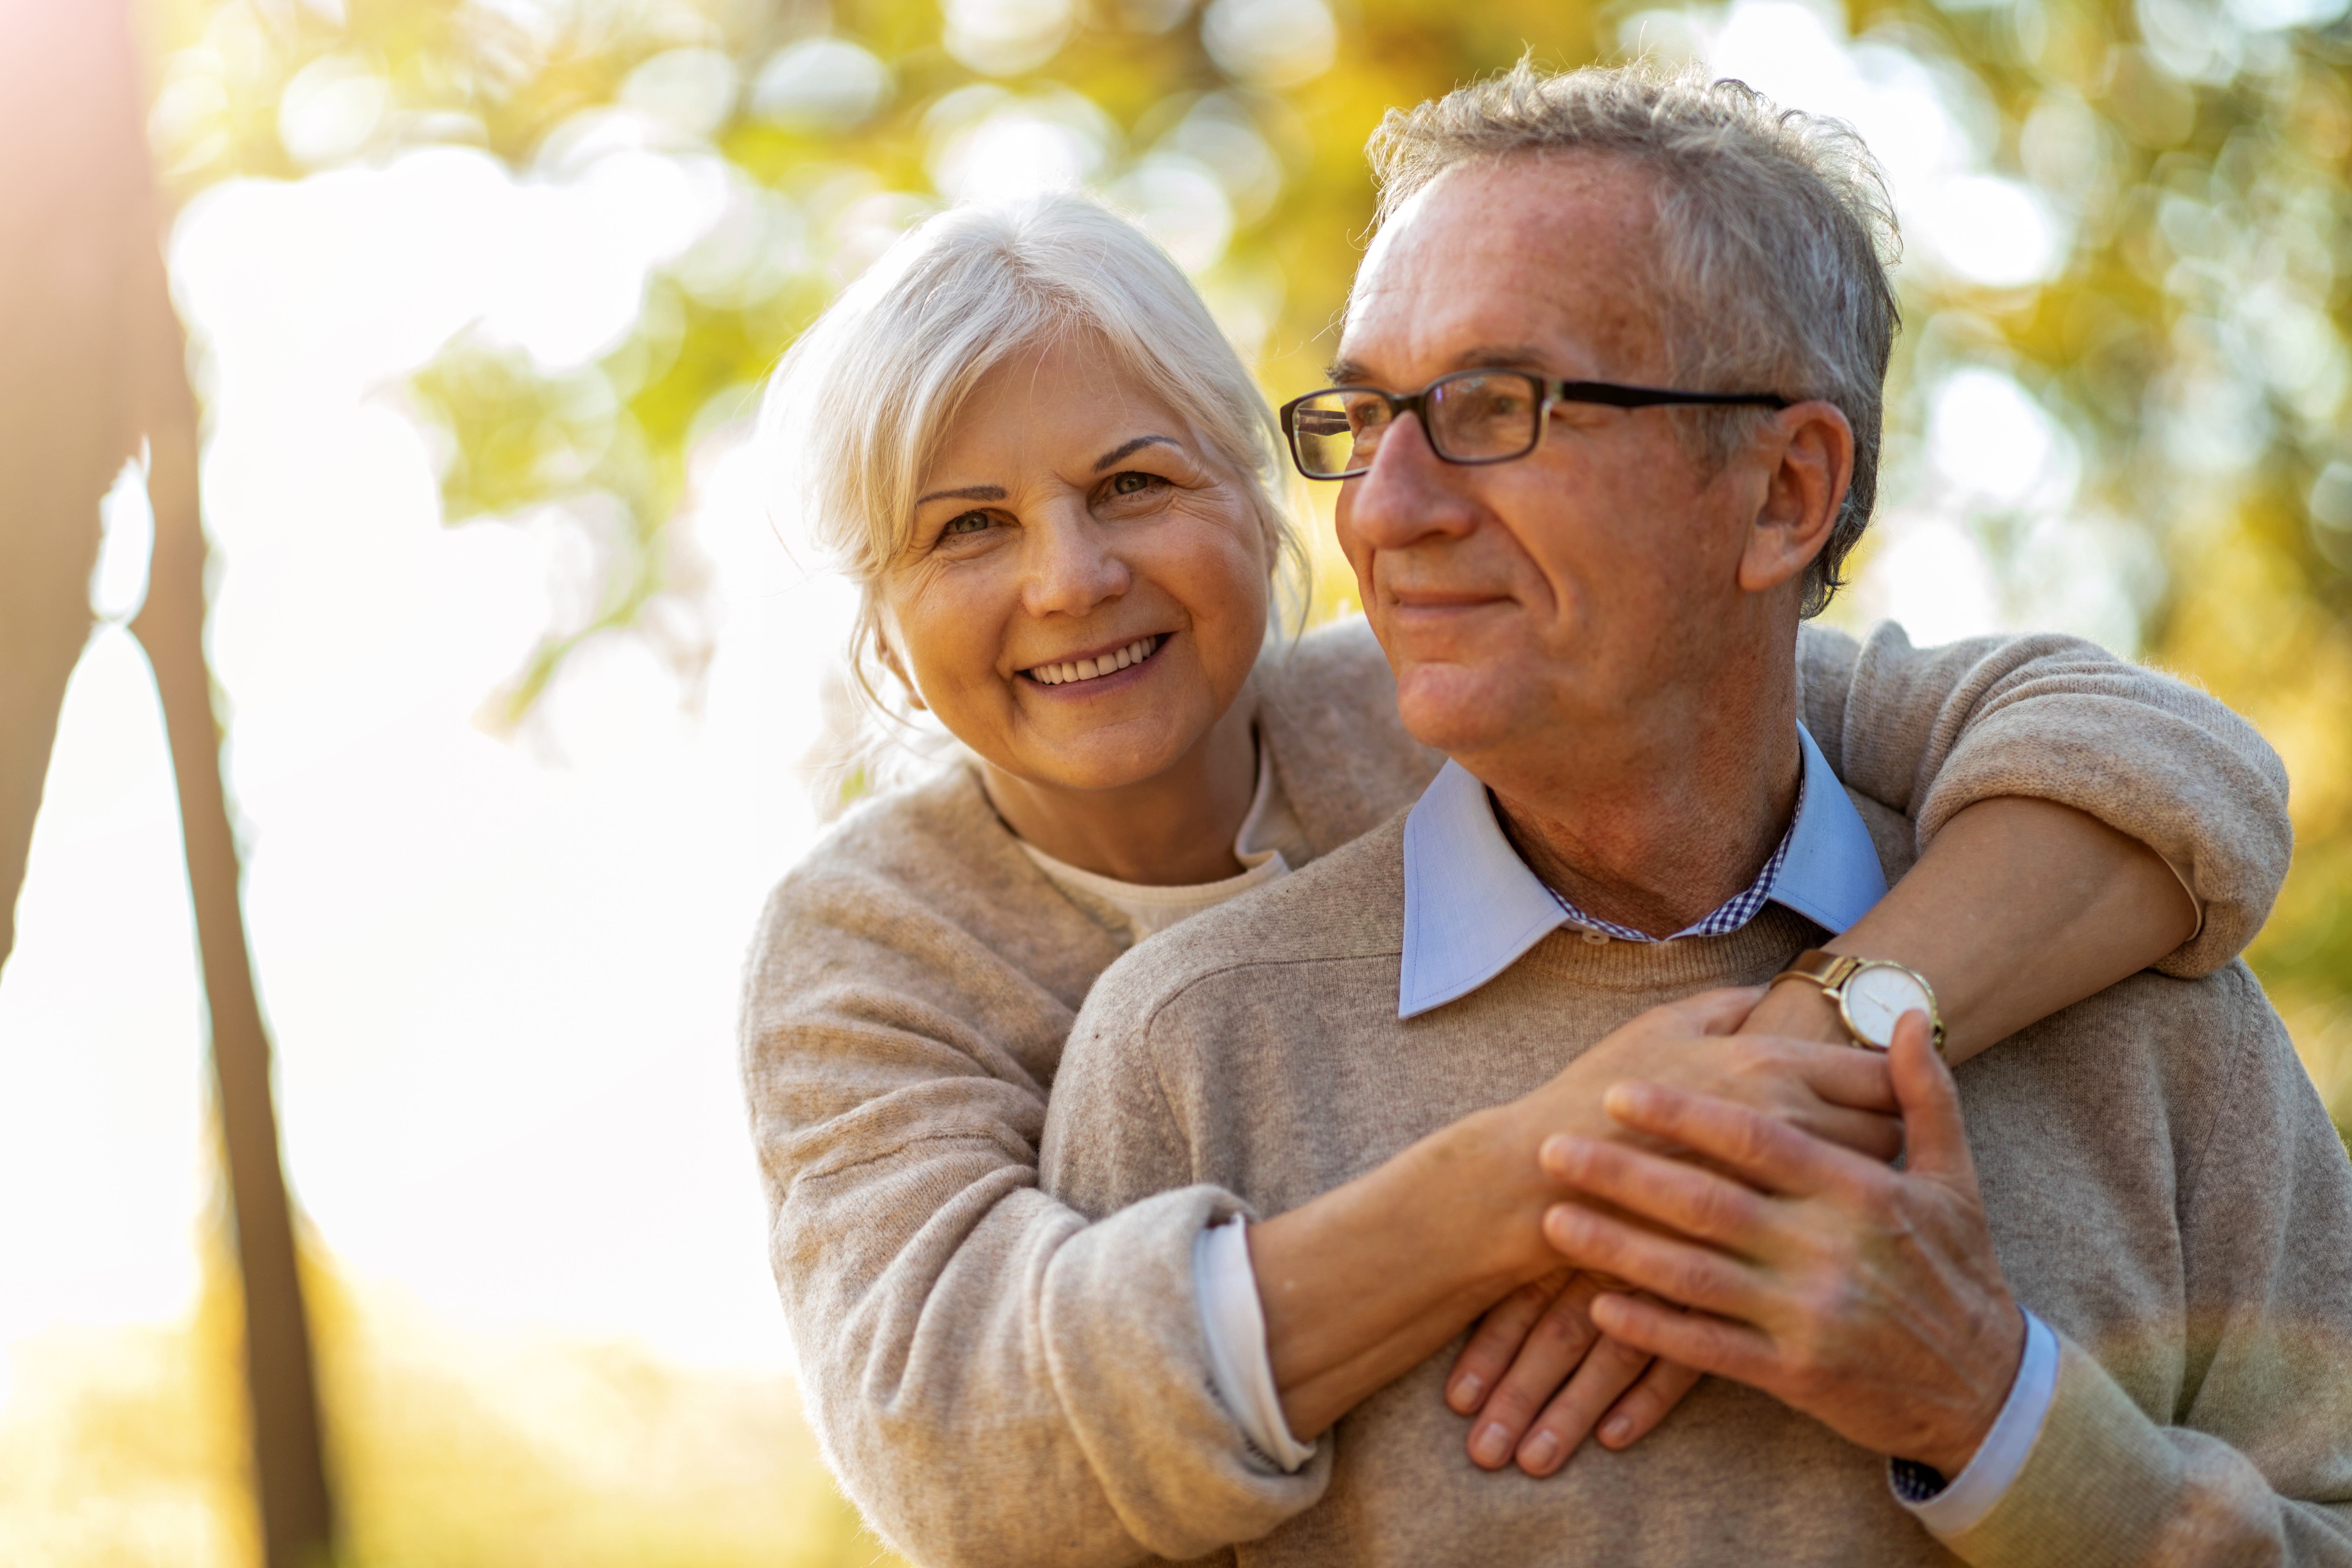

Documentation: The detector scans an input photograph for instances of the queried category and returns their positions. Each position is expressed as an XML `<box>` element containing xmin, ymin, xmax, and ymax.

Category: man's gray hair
<box><xmin>1367</xmin><ymin>61</ymin><xmax>1901</xmax><ymax>615</ymax></box>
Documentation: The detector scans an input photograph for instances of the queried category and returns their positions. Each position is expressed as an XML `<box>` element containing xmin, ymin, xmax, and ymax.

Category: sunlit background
<box><xmin>4</xmin><ymin>0</ymin><xmax>2349</xmax><ymax>1560</ymax></box>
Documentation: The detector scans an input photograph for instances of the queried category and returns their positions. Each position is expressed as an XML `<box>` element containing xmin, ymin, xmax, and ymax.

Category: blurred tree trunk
<box><xmin>0</xmin><ymin>3</ymin><xmax>338</xmax><ymax>1564</ymax></box>
<box><xmin>0</xmin><ymin>0</ymin><xmax>131</xmax><ymax>967</ymax></box>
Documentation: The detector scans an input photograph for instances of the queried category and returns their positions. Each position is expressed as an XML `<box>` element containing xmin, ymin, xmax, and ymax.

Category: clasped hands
<box><xmin>1445</xmin><ymin>986</ymin><xmax>2025</xmax><ymax>1484</ymax></box>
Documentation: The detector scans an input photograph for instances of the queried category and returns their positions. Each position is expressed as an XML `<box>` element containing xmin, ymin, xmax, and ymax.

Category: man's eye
<box><xmin>1110</xmin><ymin>471</ymin><xmax>1160</xmax><ymax>496</ymax></box>
<box><xmin>941</xmin><ymin>512</ymin><xmax>993</xmax><ymax>537</ymax></box>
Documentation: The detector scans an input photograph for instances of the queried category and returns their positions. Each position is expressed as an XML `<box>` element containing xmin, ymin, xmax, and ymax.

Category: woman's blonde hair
<box><xmin>758</xmin><ymin>192</ymin><xmax>1308</xmax><ymax>797</ymax></box>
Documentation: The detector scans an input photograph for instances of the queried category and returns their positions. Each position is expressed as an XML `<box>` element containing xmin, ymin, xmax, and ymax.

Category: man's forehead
<box><xmin>1337</xmin><ymin>154</ymin><xmax>1662</xmax><ymax>383</ymax></box>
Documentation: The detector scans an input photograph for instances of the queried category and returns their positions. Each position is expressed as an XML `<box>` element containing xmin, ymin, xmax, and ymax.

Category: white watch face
<box><xmin>1840</xmin><ymin>964</ymin><xmax>1934</xmax><ymax>1050</ymax></box>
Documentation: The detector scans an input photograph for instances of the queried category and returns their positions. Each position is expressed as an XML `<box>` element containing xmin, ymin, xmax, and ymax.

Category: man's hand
<box><xmin>1530</xmin><ymin>1012</ymin><xmax>2026</xmax><ymax>1478</ymax></box>
<box><xmin>1438</xmin><ymin>986</ymin><xmax>1903</xmax><ymax>1474</ymax></box>
<box><xmin>1443</xmin><ymin>1269</ymin><xmax>1702</xmax><ymax>1474</ymax></box>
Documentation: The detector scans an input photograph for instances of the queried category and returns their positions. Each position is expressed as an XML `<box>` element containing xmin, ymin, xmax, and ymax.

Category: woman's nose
<box><xmin>1335</xmin><ymin>411</ymin><xmax>1482</xmax><ymax>556</ymax></box>
<box><xmin>1021</xmin><ymin>506</ymin><xmax>1130</xmax><ymax>619</ymax></box>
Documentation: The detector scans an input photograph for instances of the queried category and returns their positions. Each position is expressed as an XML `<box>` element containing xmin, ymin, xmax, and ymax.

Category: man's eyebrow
<box><xmin>1092</xmin><ymin>434</ymin><xmax>1178</xmax><ymax>472</ymax></box>
<box><xmin>1450</xmin><ymin>344</ymin><xmax>1554</xmax><ymax>373</ymax></box>
<box><xmin>1323</xmin><ymin>346</ymin><xmax>1556</xmax><ymax>387</ymax></box>
<box><xmin>915</xmin><ymin>484</ymin><xmax>1007</xmax><ymax>506</ymax></box>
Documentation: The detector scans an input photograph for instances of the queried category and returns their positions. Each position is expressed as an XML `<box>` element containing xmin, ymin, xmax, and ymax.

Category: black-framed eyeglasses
<box><xmin>1278</xmin><ymin>368</ymin><xmax>1791</xmax><ymax>481</ymax></box>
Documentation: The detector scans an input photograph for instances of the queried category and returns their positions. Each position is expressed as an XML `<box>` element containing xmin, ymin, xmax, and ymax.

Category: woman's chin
<box><xmin>997</xmin><ymin>725</ymin><xmax>1208</xmax><ymax>797</ymax></box>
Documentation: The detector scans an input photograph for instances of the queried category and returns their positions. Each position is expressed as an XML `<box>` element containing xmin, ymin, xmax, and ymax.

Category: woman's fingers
<box><xmin>1665</xmin><ymin>986</ymin><xmax>1772</xmax><ymax>1038</ymax></box>
<box><xmin>1463</xmin><ymin>1274</ymin><xmax>1605</xmax><ymax>1467</ymax></box>
<box><xmin>1595</xmin><ymin>1353</ymin><xmax>1703</xmax><ymax>1451</ymax></box>
<box><xmin>1447</xmin><ymin>1269</ymin><xmax>1573</xmax><ymax>1415</ymax></box>
<box><xmin>1781</xmin><ymin>1102</ymin><xmax>1903</xmax><ymax>1163</ymax></box>
<box><xmin>1779</xmin><ymin>1040</ymin><xmax>1898</xmax><ymax>1113</ymax></box>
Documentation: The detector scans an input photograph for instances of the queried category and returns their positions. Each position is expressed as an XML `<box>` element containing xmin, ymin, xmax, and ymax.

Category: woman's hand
<box><xmin>1502</xmin><ymin>987</ymin><xmax>1903</xmax><ymax>1168</ymax></box>
<box><xmin>1441</xmin><ymin>985</ymin><xmax>1903</xmax><ymax>1475</ymax></box>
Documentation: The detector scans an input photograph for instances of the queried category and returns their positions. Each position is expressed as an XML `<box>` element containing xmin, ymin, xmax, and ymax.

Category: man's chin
<box><xmin>1392</xmin><ymin>667</ymin><xmax>1527</xmax><ymax>761</ymax></box>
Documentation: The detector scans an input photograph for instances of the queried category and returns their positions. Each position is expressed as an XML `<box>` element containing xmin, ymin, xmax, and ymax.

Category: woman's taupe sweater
<box><xmin>737</xmin><ymin>617</ymin><xmax>2291</xmax><ymax>1568</ymax></box>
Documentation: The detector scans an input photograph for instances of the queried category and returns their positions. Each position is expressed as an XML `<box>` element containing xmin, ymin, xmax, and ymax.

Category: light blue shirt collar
<box><xmin>1397</xmin><ymin>726</ymin><xmax>1888</xmax><ymax>1019</ymax></box>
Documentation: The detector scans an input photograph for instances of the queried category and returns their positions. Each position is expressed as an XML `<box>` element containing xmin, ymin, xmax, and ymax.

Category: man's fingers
<box><xmin>1595</xmin><ymin>1353</ymin><xmax>1703</xmax><ymax>1451</ymax></box>
<box><xmin>1889</xmin><ymin>1010</ymin><xmax>1979</xmax><ymax>1185</ymax></box>
<box><xmin>1587</xmin><ymin>1292</ymin><xmax>1778</xmax><ymax>1389</ymax></box>
<box><xmin>1540</xmin><ymin>1202</ymin><xmax>1762</xmax><ymax>1318</ymax></box>
<box><xmin>1602</xmin><ymin>1080</ymin><xmax>1869</xmax><ymax>1198</ymax></box>
<box><xmin>1512</xmin><ymin>1331</ymin><xmax>1653</xmax><ymax>1477</ymax></box>
<box><xmin>1540</xmin><ymin>1135</ymin><xmax>1768</xmax><ymax>1248</ymax></box>
<box><xmin>1447</xmin><ymin>1271</ymin><xmax>1572</xmax><ymax>1415</ymax></box>
<box><xmin>1460</xmin><ymin>1275</ymin><xmax>1605</xmax><ymax>1468</ymax></box>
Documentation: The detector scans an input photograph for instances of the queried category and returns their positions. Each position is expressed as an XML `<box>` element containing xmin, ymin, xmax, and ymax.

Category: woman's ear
<box><xmin>1737</xmin><ymin>400</ymin><xmax>1853</xmax><ymax>597</ymax></box>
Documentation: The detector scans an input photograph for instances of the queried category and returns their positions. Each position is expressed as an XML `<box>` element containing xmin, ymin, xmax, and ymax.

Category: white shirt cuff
<box><xmin>1889</xmin><ymin>1308</ymin><xmax>2060</xmax><ymax>1538</ymax></box>
<box><xmin>2155</xmin><ymin>850</ymin><xmax>2206</xmax><ymax>945</ymax></box>
<box><xmin>1193</xmin><ymin>1217</ymin><xmax>1316</xmax><ymax>1473</ymax></box>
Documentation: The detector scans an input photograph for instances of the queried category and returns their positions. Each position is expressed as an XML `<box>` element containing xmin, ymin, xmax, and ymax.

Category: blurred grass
<box><xmin>0</xmin><ymin>1233</ymin><xmax>905</xmax><ymax>1568</ymax></box>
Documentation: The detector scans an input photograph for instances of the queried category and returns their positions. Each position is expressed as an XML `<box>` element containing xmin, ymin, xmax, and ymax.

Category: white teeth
<box><xmin>1029</xmin><ymin>636</ymin><xmax>1161</xmax><ymax>686</ymax></box>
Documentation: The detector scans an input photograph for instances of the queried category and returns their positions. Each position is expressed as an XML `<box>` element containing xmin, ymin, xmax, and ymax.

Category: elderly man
<box><xmin>1039</xmin><ymin>64</ymin><xmax>2352</xmax><ymax>1566</ymax></box>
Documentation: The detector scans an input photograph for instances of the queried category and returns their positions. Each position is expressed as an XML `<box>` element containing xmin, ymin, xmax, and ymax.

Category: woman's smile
<box><xmin>1022</xmin><ymin>634</ymin><xmax>1167</xmax><ymax>688</ymax></box>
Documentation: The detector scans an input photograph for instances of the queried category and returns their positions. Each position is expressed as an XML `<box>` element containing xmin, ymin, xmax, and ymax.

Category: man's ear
<box><xmin>1737</xmin><ymin>400</ymin><xmax>1854</xmax><ymax>596</ymax></box>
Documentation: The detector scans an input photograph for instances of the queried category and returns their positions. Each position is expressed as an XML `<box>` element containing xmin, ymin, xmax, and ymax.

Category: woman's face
<box><xmin>877</xmin><ymin>336</ymin><xmax>1272</xmax><ymax>793</ymax></box>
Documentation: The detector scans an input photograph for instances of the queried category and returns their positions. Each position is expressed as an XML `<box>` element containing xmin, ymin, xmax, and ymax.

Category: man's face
<box><xmin>1332</xmin><ymin>154</ymin><xmax>1772</xmax><ymax>764</ymax></box>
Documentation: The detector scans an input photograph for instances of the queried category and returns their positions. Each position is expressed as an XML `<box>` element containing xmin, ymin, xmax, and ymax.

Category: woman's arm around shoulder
<box><xmin>1795</xmin><ymin>619</ymin><xmax>2289</xmax><ymax>978</ymax></box>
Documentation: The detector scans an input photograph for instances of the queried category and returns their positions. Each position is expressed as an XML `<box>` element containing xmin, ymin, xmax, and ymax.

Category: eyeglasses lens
<box><xmin>1429</xmin><ymin>372</ymin><xmax>1541</xmax><ymax>463</ymax></box>
<box><xmin>1290</xmin><ymin>390</ymin><xmax>1390</xmax><ymax>478</ymax></box>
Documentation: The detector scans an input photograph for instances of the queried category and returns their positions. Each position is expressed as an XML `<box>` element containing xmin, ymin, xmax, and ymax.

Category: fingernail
<box><xmin>1473</xmin><ymin>1422</ymin><xmax>1512</xmax><ymax>1466</ymax></box>
<box><xmin>1521</xmin><ymin>1430</ymin><xmax>1561</xmax><ymax>1471</ymax></box>
<box><xmin>1601</xmin><ymin>1415</ymin><xmax>1634</xmax><ymax>1446</ymax></box>
<box><xmin>1449</xmin><ymin>1373</ymin><xmax>1483</xmax><ymax>1410</ymax></box>
<box><xmin>1540</xmin><ymin>1134</ymin><xmax>1577</xmax><ymax>1174</ymax></box>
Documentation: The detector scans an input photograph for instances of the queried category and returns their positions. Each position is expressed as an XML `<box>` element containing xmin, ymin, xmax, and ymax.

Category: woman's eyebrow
<box><xmin>916</xmin><ymin>483</ymin><xmax>1007</xmax><ymax>506</ymax></box>
<box><xmin>1092</xmin><ymin>434</ymin><xmax>1177</xmax><ymax>472</ymax></box>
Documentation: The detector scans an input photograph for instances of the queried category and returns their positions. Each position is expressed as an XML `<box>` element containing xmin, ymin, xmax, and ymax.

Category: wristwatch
<box><xmin>1771</xmin><ymin>949</ymin><xmax>1946</xmax><ymax>1055</ymax></box>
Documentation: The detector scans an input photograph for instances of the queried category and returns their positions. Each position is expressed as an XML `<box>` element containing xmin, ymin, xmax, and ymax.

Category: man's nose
<box><xmin>1021</xmin><ymin>504</ymin><xmax>1130</xmax><ymax>619</ymax></box>
<box><xmin>1335</xmin><ymin>410</ymin><xmax>1482</xmax><ymax>556</ymax></box>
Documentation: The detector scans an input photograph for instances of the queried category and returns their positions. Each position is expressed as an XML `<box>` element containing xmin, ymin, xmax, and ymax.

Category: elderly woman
<box><xmin>739</xmin><ymin>195</ymin><xmax>2287</xmax><ymax>1568</ymax></box>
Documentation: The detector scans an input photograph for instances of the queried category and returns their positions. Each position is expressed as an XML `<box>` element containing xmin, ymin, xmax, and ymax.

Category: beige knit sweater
<box><xmin>738</xmin><ymin>617</ymin><xmax>2293</xmax><ymax>1568</ymax></box>
<box><xmin>1040</xmin><ymin>813</ymin><xmax>2352</xmax><ymax>1568</ymax></box>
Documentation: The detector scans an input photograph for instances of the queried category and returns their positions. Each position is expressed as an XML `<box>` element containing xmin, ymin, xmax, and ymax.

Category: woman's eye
<box><xmin>941</xmin><ymin>511</ymin><xmax>993</xmax><ymax>537</ymax></box>
<box><xmin>1109</xmin><ymin>471</ymin><xmax>1160</xmax><ymax>496</ymax></box>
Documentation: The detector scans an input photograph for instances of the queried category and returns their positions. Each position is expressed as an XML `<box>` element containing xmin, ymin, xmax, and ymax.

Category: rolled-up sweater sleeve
<box><xmin>1794</xmin><ymin>621</ymin><xmax>2291</xmax><ymax>976</ymax></box>
<box><xmin>740</xmin><ymin>780</ymin><xmax>1325</xmax><ymax>1568</ymax></box>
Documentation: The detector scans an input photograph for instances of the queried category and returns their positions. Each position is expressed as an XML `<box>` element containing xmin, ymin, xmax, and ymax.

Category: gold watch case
<box><xmin>1771</xmin><ymin>948</ymin><xmax>1947</xmax><ymax>1055</ymax></box>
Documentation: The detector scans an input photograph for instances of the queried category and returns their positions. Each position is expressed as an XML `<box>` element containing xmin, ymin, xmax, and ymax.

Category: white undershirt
<box><xmin>1019</xmin><ymin>737</ymin><xmax>1301</xmax><ymax>944</ymax></box>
